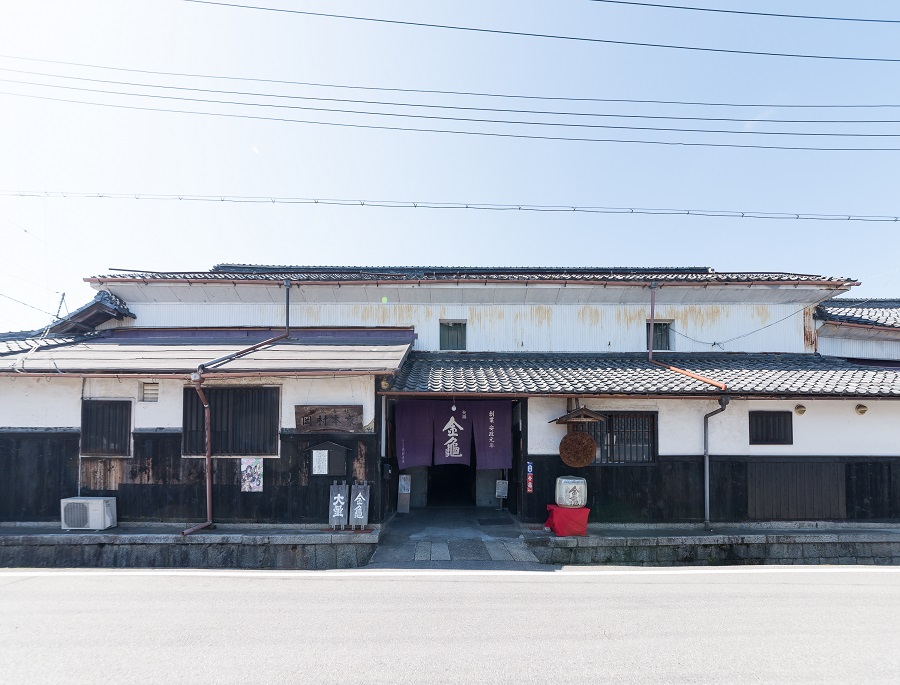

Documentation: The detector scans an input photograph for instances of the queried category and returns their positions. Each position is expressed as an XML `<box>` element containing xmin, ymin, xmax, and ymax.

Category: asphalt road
<box><xmin>1</xmin><ymin>566</ymin><xmax>898</xmax><ymax>685</ymax></box>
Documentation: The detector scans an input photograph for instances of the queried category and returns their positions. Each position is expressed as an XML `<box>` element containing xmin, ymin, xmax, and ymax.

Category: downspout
<box><xmin>703</xmin><ymin>395</ymin><xmax>730</xmax><ymax>531</ymax></box>
<box><xmin>181</xmin><ymin>279</ymin><xmax>292</xmax><ymax>536</ymax></box>
<box><xmin>648</xmin><ymin>282</ymin><xmax>658</xmax><ymax>362</ymax></box>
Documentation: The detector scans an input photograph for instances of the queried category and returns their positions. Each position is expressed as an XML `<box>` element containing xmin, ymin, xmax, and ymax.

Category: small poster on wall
<box><xmin>240</xmin><ymin>458</ymin><xmax>263</xmax><ymax>492</ymax></box>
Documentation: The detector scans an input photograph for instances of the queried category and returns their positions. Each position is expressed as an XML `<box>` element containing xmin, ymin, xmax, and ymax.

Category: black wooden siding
<box><xmin>2</xmin><ymin>432</ymin><xmax>899</xmax><ymax>523</ymax></box>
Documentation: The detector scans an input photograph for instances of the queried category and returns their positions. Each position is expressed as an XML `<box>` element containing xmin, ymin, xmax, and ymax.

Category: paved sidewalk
<box><xmin>368</xmin><ymin>507</ymin><xmax>546</xmax><ymax>570</ymax></box>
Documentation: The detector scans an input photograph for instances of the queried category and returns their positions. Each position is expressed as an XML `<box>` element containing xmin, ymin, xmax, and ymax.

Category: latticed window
<box><xmin>574</xmin><ymin>412</ymin><xmax>658</xmax><ymax>464</ymax></box>
<box><xmin>646</xmin><ymin>322</ymin><xmax>671</xmax><ymax>351</ymax></box>
<box><xmin>439</xmin><ymin>321</ymin><xmax>466</xmax><ymax>351</ymax></box>
<box><xmin>81</xmin><ymin>399</ymin><xmax>132</xmax><ymax>456</ymax></box>
<box><xmin>183</xmin><ymin>387</ymin><xmax>280</xmax><ymax>456</ymax></box>
<box><xmin>749</xmin><ymin>411</ymin><xmax>793</xmax><ymax>445</ymax></box>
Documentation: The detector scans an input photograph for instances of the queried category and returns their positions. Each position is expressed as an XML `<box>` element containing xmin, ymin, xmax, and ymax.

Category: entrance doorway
<box><xmin>427</xmin><ymin>464</ymin><xmax>476</xmax><ymax>506</ymax></box>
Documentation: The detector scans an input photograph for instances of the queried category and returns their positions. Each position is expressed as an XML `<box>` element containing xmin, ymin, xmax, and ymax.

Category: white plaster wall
<box><xmin>0</xmin><ymin>376</ymin><xmax>82</xmax><ymax>428</ymax></box>
<box><xmin>527</xmin><ymin>397</ymin><xmax>900</xmax><ymax>457</ymax></box>
<box><xmin>121</xmin><ymin>302</ymin><xmax>809</xmax><ymax>354</ymax></box>
<box><xmin>0</xmin><ymin>375</ymin><xmax>375</xmax><ymax>431</ymax></box>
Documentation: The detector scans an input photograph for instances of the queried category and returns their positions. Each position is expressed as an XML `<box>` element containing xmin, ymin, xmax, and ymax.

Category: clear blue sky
<box><xmin>2</xmin><ymin>1</ymin><xmax>899</xmax><ymax>331</ymax></box>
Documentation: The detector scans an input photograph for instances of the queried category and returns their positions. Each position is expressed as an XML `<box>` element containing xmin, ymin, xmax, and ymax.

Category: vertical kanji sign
<box><xmin>329</xmin><ymin>482</ymin><xmax>349</xmax><ymax>527</ymax></box>
<box><xmin>349</xmin><ymin>483</ymin><xmax>370</xmax><ymax>527</ymax></box>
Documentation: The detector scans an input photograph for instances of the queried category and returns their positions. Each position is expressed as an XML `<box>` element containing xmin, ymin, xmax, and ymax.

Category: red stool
<box><xmin>545</xmin><ymin>504</ymin><xmax>590</xmax><ymax>536</ymax></box>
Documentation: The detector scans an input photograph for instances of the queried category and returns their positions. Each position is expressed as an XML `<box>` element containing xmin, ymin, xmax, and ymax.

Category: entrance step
<box><xmin>369</xmin><ymin>539</ymin><xmax>539</xmax><ymax>566</ymax></box>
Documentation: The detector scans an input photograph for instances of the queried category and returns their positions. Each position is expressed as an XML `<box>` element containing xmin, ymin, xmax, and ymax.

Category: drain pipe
<box><xmin>648</xmin><ymin>282</ymin><xmax>658</xmax><ymax>362</ymax></box>
<box><xmin>703</xmin><ymin>395</ymin><xmax>730</xmax><ymax>531</ymax></box>
<box><xmin>182</xmin><ymin>377</ymin><xmax>214</xmax><ymax>535</ymax></box>
<box><xmin>181</xmin><ymin>280</ymin><xmax>293</xmax><ymax>536</ymax></box>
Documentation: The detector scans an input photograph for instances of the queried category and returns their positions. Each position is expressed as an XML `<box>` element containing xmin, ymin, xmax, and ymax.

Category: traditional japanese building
<box><xmin>2</xmin><ymin>265</ymin><xmax>899</xmax><ymax>526</ymax></box>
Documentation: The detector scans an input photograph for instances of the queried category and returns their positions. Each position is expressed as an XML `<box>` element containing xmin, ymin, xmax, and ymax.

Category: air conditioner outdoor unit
<box><xmin>60</xmin><ymin>497</ymin><xmax>117</xmax><ymax>530</ymax></box>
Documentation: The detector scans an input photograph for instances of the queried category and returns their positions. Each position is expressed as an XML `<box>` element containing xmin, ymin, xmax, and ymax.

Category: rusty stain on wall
<box><xmin>673</xmin><ymin>305</ymin><xmax>725</xmax><ymax>328</ymax></box>
<box><xmin>803</xmin><ymin>307</ymin><xmax>817</xmax><ymax>352</ymax></box>
<box><xmin>577</xmin><ymin>305</ymin><xmax>600</xmax><ymax>326</ymax></box>
<box><xmin>754</xmin><ymin>304</ymin><xmax>773</xmax><ymax>324</ymax></box>
<box><xmin>616</xmin><ymin>307</ymin><xmax>650</xmax><ymax>326</ymax></box>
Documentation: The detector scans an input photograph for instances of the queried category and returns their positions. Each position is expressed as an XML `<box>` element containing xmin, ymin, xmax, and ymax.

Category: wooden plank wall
<box><xmin>519</xmin><ymin>454</ymin><xmax>897</xmax><ymax>523</ymax></box>
<box><xmin>0</xmin><ymin>434</ymin><xmax>79</xmax><ymax>521</ymax></box>
<box><xmin>78</xmin><ymin>432</ymin><xmax>381</xmax><ymax>523</ymax></box>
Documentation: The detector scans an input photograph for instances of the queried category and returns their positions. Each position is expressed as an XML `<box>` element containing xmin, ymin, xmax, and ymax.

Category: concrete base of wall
<box><xmin>0</xmin><ymin>529</ymin><xmax>378</xmax><ymax>570</ymax></box>
<box><xmin>527</xmin><ymin>532</ymin><xmax>900</xmax><ymax>566</ymax></box>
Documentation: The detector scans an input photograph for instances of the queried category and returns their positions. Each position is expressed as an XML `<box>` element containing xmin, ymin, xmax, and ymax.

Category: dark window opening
<box><xmin>183</xmin><ymin>387</ymin><xmax>280</xmax><ymax>456</ymax></box>
<box><xmin>749</xmin><ymin>411</ymin><xmax>793</xmax><ymax>445</ymax></box>
<box><xmin>646</xmin><ymin>322</ymin><xmax>671</xmax><ymax>351</ymax></box>
<box><xmin>81</xmin><ymin>399</ymin><xmax>131</xmax><ymax>456</ymax></box>
<box><xmin>575</xmin><ymin>412</ymin><xmax>658</xmax><ymax>464</ymax></box>
<box><xmin>440</xmin><ymin>321</ymin><xmax>467</xmax><ymax>351</ymax></box>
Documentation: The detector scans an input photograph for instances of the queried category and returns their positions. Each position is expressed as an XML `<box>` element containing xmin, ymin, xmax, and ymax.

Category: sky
<box><xmin>2</xmin><ymin>0</ymin><xmax>900</xmax><ymax>332</ymax></box>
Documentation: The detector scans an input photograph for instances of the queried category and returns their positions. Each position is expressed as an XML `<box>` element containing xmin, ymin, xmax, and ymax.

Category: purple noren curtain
<box><xmin>432</xmin><ymin>401</ymin><xmax>473</xmax><ymax>466</ymax></box>
<box><xmin>472</xmin><ymin>401</ymin><xmax>513</xmax><ymax>470</ymax></box>
<box><xmin>395</xmin><ymin>401</ymin><xmax>434</xmax><ymax>469</ymax></box>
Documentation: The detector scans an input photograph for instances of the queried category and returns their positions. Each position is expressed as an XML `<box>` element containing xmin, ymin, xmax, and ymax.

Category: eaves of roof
<box><xmin>383</xmin><ymin>352</ymin><xmax>900</xmax><ymax>398</ymax></box>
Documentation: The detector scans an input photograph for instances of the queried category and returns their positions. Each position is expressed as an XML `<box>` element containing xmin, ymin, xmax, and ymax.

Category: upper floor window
<box><xmin>646</xmin><ymin>322</ymin><xmax>672</xmax><ymax>351</ymax></box>
<box><xmin>183</xmin><ymin>386</ymin><xmax>280</xmax><ymax>456</ymax></box>
<box><xmin>440</xmin><ymin>321</ymin><xmax>467</xmax><ymax>351</ymax></box>
<box><xmin>749</xmin><ymin>411</ymin><xmax>793</xmax><ymax>445</ymax></box>
<box><xmin>81</xmin><ymin>399</ymin><xmax>132</xmax><ymax>456</ymax></box>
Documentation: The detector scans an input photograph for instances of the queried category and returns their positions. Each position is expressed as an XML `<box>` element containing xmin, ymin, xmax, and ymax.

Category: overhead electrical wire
<box><xmin>4</xmin><ymin>66</ymin><xmax>900</xmax><ymax>125</ymax></box>
<box><xmin>6</xmin><ymin>77</ymin><xmax>900</xmax><ymax>138</ymax></box>
<box><xmin>584</xmin><ymin>1</ymin><xmax>900</xmax><ymax>25</ymax></box>
<box><xmin>4</xmin><ymin>90</ymin><xmax>900</xmax><ymax>151</ymax></box>
<box><xmin>183</xmin><ymin>0</ymin><xmax>900</xmax><ymax>64</ymax></box>
<box><xmin>3</xmin><ymin>54</ymin><xmax>900</xmax><ymax>109</ymax></box>
<box><xmin>3</xmin><ymin>190</ymin><xmax>898</xmax><ymax>223</ymax></box>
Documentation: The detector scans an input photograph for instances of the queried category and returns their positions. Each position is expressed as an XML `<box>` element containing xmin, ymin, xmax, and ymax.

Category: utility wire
<box><xmin>3</xmin><ymin>54</ymin><xmax>900</xmax><ymax>109</ymax></box>
<box><xmin>4</xmin><ymin>190</ymin><xmax>899</xmax><ymax>223</ymax></box>
<box><xmin>0</xmin><ymin>292</ymin><xmax>57</xmax><ymax>317</ymax></box>
<box><xmin>4</xmin><ymin>90</ymin><xmax>900</xmax><ymax>151</ymax></box>
<box><xmin>184</xmin><ymin>0</ymin><xmax>900</xmax><ymax>64</ymax></box>
<box><xmin>585</xmin><ymin>1</ymin><xmax>900</xmax><ymax>24</ymax></box>
<box><xmin>7</xmin><ymin>77</ymin><xmax>900</xmax><ymax>137</ymax></box>
<box><xmin>5</xmin><ymin>66</ymin><xmax>900</xmax><ymax>125</ymax></box>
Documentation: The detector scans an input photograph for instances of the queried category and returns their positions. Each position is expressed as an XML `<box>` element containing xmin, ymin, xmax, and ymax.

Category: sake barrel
<box><xmin>555</xmin><ymin>476</ymin><xmax>587</xmax><ymax>508</ymax></box>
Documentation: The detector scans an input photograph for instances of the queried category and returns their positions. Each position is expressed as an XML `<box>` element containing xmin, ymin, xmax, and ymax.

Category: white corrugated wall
<box><xmin>116</xmin><ymin>302</ymin><xmax>810</xmax><ymax>353</ymax></box>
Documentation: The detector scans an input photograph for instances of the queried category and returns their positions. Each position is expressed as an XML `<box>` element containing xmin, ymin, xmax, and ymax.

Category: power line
<box><xmin>0</xmin><ymin>292</ymin><xmax>57</xmax><ymax>317</ymax></box>
<box><xmin>3</xmin><ymin>190</ymin><xmax>898</xmax><ymax>223</ymax></box>
<box><xmin>8</xmin><ymin>76</ymin><xmax>900</xmax><ymax>138</ymax></box>
<box><xmin>5</xmin><ymin>66</ymin><xmax>900</xmax><ymax>125</ymax></box>
<box><xmin>5</xmin><ymin>90</ymin><xmax>900</xmax><ymax>151</ymax></box>
<box><xmin>3</xmin><ymin>54</ymin><xmax>900</xmax><ymax>109</ymax></box>
<box><xmin>585</xmin><ymin>1</ymin><xmax>900</xmax><ymax>24</ymax></box>
<box><xmin>183</xmin><ymin>0</ymin><xmax>900</xmax><ymax>64</ymax></box>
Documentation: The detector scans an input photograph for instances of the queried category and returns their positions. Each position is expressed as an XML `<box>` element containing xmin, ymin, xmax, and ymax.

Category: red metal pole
<box><xmin>182</xmin><ymin>378</ymin><xmax>214</xmax><ymax>535</ymax></box>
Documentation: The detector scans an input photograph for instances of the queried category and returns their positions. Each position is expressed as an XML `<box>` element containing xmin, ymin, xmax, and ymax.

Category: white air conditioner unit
<box><xmin>61</xmin><ymin>497</ymin><xmax>117</xmax><ymax>530</ymax></box>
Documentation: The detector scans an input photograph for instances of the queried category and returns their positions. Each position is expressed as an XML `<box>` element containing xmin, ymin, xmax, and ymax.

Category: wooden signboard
<box><xmin>348</xmin><ymin>484</ymin><xmax>370</xmax><ymax>527</ymax></box>
<box><xmin>310</xmin><ymin>442</ymin><xmax>348</xmax><ymax>477</ymax></box>
<box><xmin>295</xmin><ymin>405</ymin><xmax>364</xmax><ymax>433</ymax></box>
<box><xmin>329</xmin><ymin>482</ymin><xmax>349</xmax><ymax>528</ymax></box>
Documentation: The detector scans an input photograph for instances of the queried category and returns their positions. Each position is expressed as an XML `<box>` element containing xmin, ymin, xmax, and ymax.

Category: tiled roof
<box><xmin>89</xmin><ymin>265</ymin><xmax>855</xmax><ymax>285</ymax></box>
<box><xmin>386</xmin><ymin>352</ymin><xmax>900</xmax><ymax>397</ymax></box>
<box><xmin>817</xmin><ymin>299</ymin><xmax>900</xmax><ymax>330</ymax></box>
<box><xmin>0</xmin><ymin>333</ymin><xmax>99</xmax><ymax>357</ymax></box>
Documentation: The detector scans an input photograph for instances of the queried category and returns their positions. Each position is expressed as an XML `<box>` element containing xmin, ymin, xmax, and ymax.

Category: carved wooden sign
<box><xmin>295</xmin><ymin>405</ymin><xmax>364</xmax><ymax>433</ymax></box>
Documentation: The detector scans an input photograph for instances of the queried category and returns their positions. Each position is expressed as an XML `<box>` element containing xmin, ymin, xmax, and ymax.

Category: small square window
<box><xmin>646</xmin><ymin>322</ymin><xmax>671</xmax><ymax>351</ymax></box>
<box><xmin>81</xmin><ymin>400</ymin><xmax>132</xmax><ymax>456</ymax></box>
<box><xmin>749</xmin><ymin>411</ymin><xmax>793</xmax><ymax>445</ymax></box>
<box><xmin>440</xmin><ymin>321</ymin><xmax>466</xmax><ymax>351</ymax></box>
<box><xmin>140</xmin><ymin>382</ymin><xmax>159</xmax><ymax>402</ymax></box>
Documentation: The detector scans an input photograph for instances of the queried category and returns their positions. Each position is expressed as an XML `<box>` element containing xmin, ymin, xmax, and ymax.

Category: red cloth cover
<box><xmin>545</xmin><ymin>504</ymin><xmax>590</xmax><ymax>537</ymax></box>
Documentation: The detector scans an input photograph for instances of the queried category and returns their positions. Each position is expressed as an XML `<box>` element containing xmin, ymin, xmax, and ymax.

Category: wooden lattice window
<box><xmin>183</xmin><ymin>387</ymin><xmax>280</xmax><ymax>456</ymax></box>
<box><xmin>81</xmin><ymin>400</ymin><xmax>131</xmax><ymax>456</ymax></box>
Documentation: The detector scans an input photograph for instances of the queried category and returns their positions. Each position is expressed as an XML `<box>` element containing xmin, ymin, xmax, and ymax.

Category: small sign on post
<box><xmin>349</xmin><ymin>483</ymin><xmax>370</xmax><ymax>529</ymax></box>
<box><xmin>496</xmin><ymin>479</ymin><xmax>508</xmax><ymax>511</ymax></box>
<box><xmin>526</xmin><ymin>462</ymin><xmax>534</xmax><ymax>494</ymax></box>
<box><xmin>397</xmin><ymin>474</ymin><xmax>411</xmax><ymax>514</ymax></box>
<box><xmin>329</xmin><ymin>481</ymin><xmax>349</xmax><ymax>529</ymax></box>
